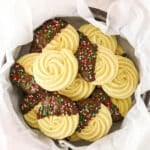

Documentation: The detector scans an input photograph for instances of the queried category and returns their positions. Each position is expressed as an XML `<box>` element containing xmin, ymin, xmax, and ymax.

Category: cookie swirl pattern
<box><xmin>37</xmin><ymin>93</ymin><xmax>79</xmax><ymax>139</ymax></box>
<box><xmin>92</xmin><ymin>46</ymin><xmax>118</xmax><ymax>85</ymax></box>
<box><xmin>76</xmin><ymin>104</ymin><xmax>112</xmax><ymax>141</ymax></box>
<box><xmin>38</xmin><ymin>114</ymin><xmax>79</xmax><ymax>139</ymax></box>
<box><xmin>33</xmin><ymin>49</ymin><xmax>78</xmax><ymax>91</ymax></box>
<box><xmin>58</xmin><ymin>75</ymin><xmax>95</xmax><ymax>101</ymax></box>
<box><xmin>111</xmin><ymin>97</ymin><xmax>132</xmax><ymax>117</ymax></box>
<box><xmin>79</xmin><ymin>24</ymin><xmax>117</xmax><ymax>53</ymax></box>
<box><xmin>43</xmin><ymin>25</ymin><xmax>79</xmax><ymax>54</ymax></box>
<box><xmin>102</xmin><ymin>56</ymin><xmax>138</xmax><ymax>99</ymax></box>
<box><xmin>17</xmin><ymin>53</ymin><xmax>39</xmax><ymax>75</ymax></box>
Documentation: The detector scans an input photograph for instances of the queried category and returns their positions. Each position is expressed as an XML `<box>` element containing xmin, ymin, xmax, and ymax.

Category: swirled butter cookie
<box><xmin>17</xmin><ymin>53</ymin><xmax>40</xmax><ymax>75</ymax></box>
<box><xmin>10</xmin><ymin>63</ymin><xmax>41</xmax><ymax>94</ymax></box>
<box><xmin>91</xmin><ymin>88</ymin><xmax>123</xmax><ymax>122</ymax></box>
<box><xmin>38</xmin><ymin>93</ymin><xmax>79</xmax><ymax>139</ymax></box>
<box><xmin>43</xmin><ymin>24</ymin><xmax>79</xmax><ymax>53</ymax></box>
<box><xmin>102</xmin><ymin>56</ymin><xmax>138</xmax><ymax>99</ymax></box>
<box><xmin>58</xmin><ymin>74</ymin><xmax>95</xmax><ymax>101</ymax></box>
<box><xmin>111</xmin><ymin>97</ymin><xmax>132</xmax><ymax>117</ymax></box>
<box><xmin>33</xmin><ymin>49</ymin><xmax>78</xmax><ymax>91</ymax></box>
<box><xmin>92</xmin><ymin>46</ymin><xmax>118</xmax><ymax>85</ymax></box>
<box><xmin>30</xmin><ymin>19</ymin><xmax>67</xmax><ymax>53</ymax></box>
<box><xmin>76</xmin><ymin>98</ymin><xmax>112</xmax><ymax>141</ymax></box>
<box><xmin>79</xmin><ymin>24</ymin><xmax>117</xmax><ymax>53</ymax></box>
<box><xmin>75</xmin><ymin>32</ymin><xmax>118</xmax><ymax>85</ymax></box>
<box><xmin>30</xmin><ymin>18</ymin><xmax>79</xmax><ymax>53</ymax></box>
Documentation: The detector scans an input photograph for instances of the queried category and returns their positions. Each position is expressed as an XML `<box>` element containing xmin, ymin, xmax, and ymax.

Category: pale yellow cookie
<box><xmin>111</xmin><ymin>97</ymin><xmax>132</xmax><ymax>117</ymax></box>
<box><xmin>79</xmin><ymin>24</ymin><xmax>117</xmax><ymax>53</ymax></box>
<box><xmin>43</xmin><ymin>24</ymin><xmax>79</xmax><ymax>54</ymax></box>
<box><xmin>102</xmin><ymin>56</ymin><xmax>138</xmax><ymax>99</ymax></box>
<box><xmin>76</xmin><ymin>104</ymin><xmax>112</xmax><ymax>142</ymax></box>
<box><xmin>58</xmin><ymin>75</ymin><xmax>95</xmax><ymax>101</ymax></box>
<box><xmin>91</xmin><ymin>46</ymin><xmax>118</xmax><ymax>85</ymax></box>
<box><xmin>38</xmin><ymin>114</ymin><xmax>79</xmax><ymax>139</ymax></box>
<box><xmin>68</xmin><ymin>133</ymin><xmax>81</xmax><ymax>141</ymax></box>
<box><xmin>24</xmin><ymin>103</ymin><xmax>41</xmax><ymax>129</ymax></box>
<box><xmin>17</xmin><ymin>53</ymin><xmax>39</xmax><ymax>75</ymax></box>
<box><xmin>33</xmin><ymin>49</ymin><xmax>78</xmax><ymax>91</ymax></box>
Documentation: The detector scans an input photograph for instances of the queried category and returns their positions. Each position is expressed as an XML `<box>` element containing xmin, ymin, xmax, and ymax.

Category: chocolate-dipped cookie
<box><xmin>76</xmin><ymin>98</ymin><xmax>112</xmax><ymax>141</ymax></box>
<box><xmin>30</xmin><ymin>19</ymin><xmax>67</xmax><ymax>53</ymax></box>
<box><xmin>79</xmin><ymin>24</ymin><xmax>117</xmax><ymax>53</ymax></box>
<box><xmin>20</xmin><ymin>92</ymin><xmax>45</xmax><ymax>129</ymax></box>
<box><xmin>37</xmin><ymin>93</ymin><xmax>79</xmax><ymax>139</ymax></box>
<box><xmin>31</xmin><ymin>18</ymin><xmax>79</xmax><ymax>54</ymax></box>
<box><xmin>10</xmin><ymin>63</ymin><xmax>41</xmax><ymax>94</ymax></box>
<box><xmin>75</xmin><ymin>32</ymin><xmax>118</xmax><ymax>85</ymax></box>
<box><xmin>91</xmin><ymin>88</ymin><xmax>123</xmax><ymax>122</ymax></box>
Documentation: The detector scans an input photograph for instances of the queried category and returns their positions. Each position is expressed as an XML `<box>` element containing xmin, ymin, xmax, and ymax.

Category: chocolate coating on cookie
<box><xmin>75</xmin><ymin>32</ymin><xmax>97</xmax><ymax>82</ymax></box>
<box><xmin>38</xmin><ymin>93</ymin><xmax>78</xmax><ymax>118</ymax></box>
<box><xmin>20</xmin><ymin>93</ymin><xmax>42</xmax><ymax>114</ymax></box>
<box><xmin>10</xmin><ymin>63</ymin><xmax>41</xmax><ymax>94</ymax></box>
<box><xmin>91</xmin><ymin>88</ymin><xmax>123</xmax><ymax>122</ymax></box>
<box><xmin>30</xmin><ymin>18</ymin><xmax>68</xmax><ymax>53</ymax></box>
<box><xmin>76</xmin><ymin>98</ymin><xmax>101</xmax><ymax>131</ymax></box>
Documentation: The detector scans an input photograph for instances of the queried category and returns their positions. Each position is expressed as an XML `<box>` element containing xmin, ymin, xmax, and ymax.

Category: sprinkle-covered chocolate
<box><xmin>38</xmin><ymin>93</ymin><xmax>78</xmax><ymax>118</ymax></box>
<box><xmin>91</xmin><ymin>88</ymin><xmax>123</xmax><ymax>122</ymax></box>
<box><xmin>76</xmin><ymin>98</ymin><xmax>101</xmax><ymax>131</ymax></box>
<box><xmin>10</xmin><ymin>63</ymin><xmax>41</xmax><ymax>94</ymax></box>
<box><xmin>75</xmin><ymin>31</ymin><xmax>97</xmax><ymax>82</ymax></box>
<box><xmin>30</xmin><ymin>18</ymin><xmax>68</xmax><ymax>53</ymax></box>
<box><xmin>20</xmin><ymin>93</ymin><xmax>43</xmax><ymax>114</ymax></box>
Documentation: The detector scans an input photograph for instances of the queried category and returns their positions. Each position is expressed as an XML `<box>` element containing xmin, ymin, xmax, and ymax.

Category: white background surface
<box><xmin>0</xmin><ymin>0</ymin><xmax>150</xmax><ymax>150</ymax></box>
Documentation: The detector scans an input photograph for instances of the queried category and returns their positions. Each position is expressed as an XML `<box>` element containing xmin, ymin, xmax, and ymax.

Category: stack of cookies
<box><xmin>10</xmin><ymin>18</ymin><xmax>138</xmax><ymax>142</ymax></box>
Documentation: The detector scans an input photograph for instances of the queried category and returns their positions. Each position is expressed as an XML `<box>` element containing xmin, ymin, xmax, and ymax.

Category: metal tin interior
<box><xmin>13</xmin><ymin>17</ymin><xmax>146</xmax><ymax>149</ymax></box>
